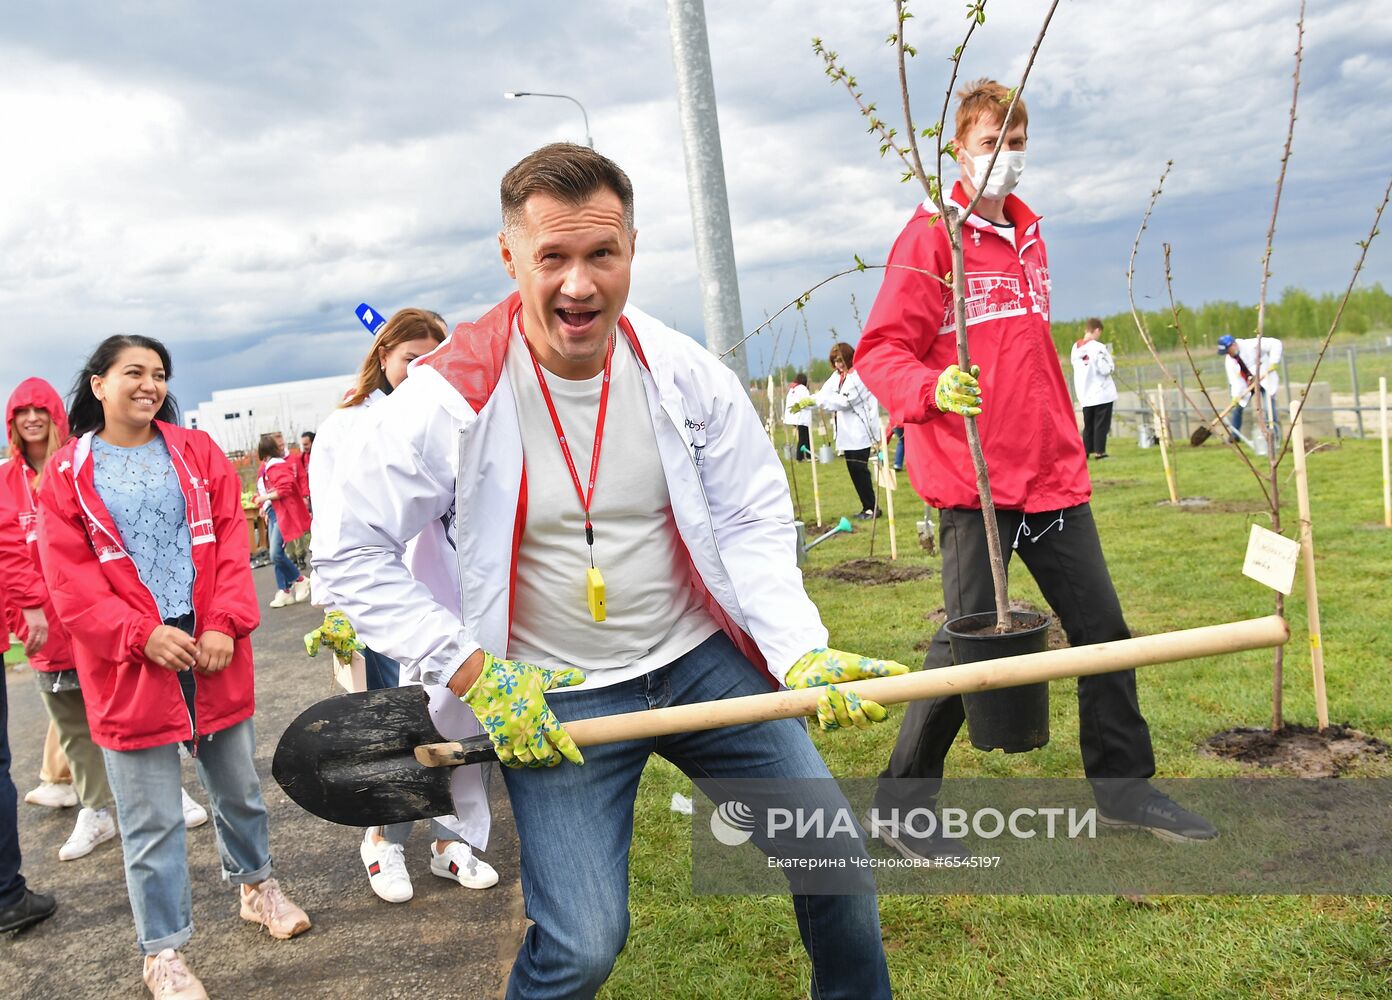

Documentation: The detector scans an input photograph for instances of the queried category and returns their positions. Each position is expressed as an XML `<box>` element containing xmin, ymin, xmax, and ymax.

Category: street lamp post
<box><xmin>503</xmin><ymin>91</ymin><xmax>594</xmax><ymax>148</ymax></box>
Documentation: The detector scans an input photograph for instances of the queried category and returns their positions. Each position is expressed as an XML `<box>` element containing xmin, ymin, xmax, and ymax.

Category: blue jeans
<box><xmin>893</xmin><ymin>427</ymin><xmax>904</xmax><ymax>470</ymax></box>
<box><xmin>362</xmin><ymin>646</ymin><xmax>400</xmax><ymax>692</ymax></box>
<box><xmin>502</xmin><ymin>631</ymin><xmax>890</xmax><ymax>1000</ymax></box>
<box><xmin>1230</xmin><ymin>388</ymin><xmax>1280</xmax><ymax>439</ymax></box>
<box><xmin>266</xmin><ymin>508</ymin><xmax>299</xmax><ymax>592</ymax></box>
<box><xmin>0</xmin><ymin>656</ymin><xmax>27</xmax><ymax>909</ymax></box>
<box><xmin>102</xmin><ymin>718</ymin><xmax>272</xmax><ymax>954</ymax></box>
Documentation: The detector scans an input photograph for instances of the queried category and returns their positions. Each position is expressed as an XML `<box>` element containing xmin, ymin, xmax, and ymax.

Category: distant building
<box><xmin>185</xmin><ymin>374</ymin><xmax>353</xmax><ymax>455</ymax></box>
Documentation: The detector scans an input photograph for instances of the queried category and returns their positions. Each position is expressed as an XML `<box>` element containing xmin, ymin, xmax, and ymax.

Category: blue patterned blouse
<box><xmin>91</xmin><ymin>433</ymin><xmax>195</xmax><ymax>621</ymax></box>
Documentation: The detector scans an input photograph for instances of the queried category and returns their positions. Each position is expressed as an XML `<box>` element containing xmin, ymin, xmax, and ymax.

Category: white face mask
<box><xmin>966</xmin><ymin>149</ymin><xmax>1026</xmax><ymax>199</ymax></box>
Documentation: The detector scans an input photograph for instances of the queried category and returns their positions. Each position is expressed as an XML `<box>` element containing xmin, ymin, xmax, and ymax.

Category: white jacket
<box><xmin>814</xmin><ymin>369</ymin><xmax>881</xmax><ymax>452</ymax></box>
<box><xmin>308</xmin><ymin>387</ymin><xmax>488</xmax><ymax>847</ymax></box>
<box><xmin>782</xmin><ymin>383</ymin><xmax>812</xmax><ymax>427</ymax></box>
<box><xmin>1070</xmin><ymin>338</ymin><xmax>1118</xmax><ymax>407</ymax></box>
<box><xmin>313</xmin><ymin>294</ymin><xmax>827</xmax><ymax>690</ymax></box>
<box><xmin>1224</xmin><ymin>337</ymin><xmax>1283</xmax><ymax>405</ymax></box>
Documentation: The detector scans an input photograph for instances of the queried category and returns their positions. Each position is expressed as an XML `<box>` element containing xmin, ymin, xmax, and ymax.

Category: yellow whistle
<box><xmin>587</xmin><ymin>567</ymin><xmax>607</xmax><ymax>622</ymax></box>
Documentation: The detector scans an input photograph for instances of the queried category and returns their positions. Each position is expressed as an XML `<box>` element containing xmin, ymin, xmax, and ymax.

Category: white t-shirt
<box><xmin>505</xmin><ymin>326</ymin><xmax>718</xmax><ymax>689</ymax></box>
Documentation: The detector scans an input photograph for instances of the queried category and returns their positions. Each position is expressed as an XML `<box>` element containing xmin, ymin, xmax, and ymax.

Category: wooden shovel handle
<box><xmin>415</xmin><ymin>615</ymin><xmax>1287</xmax><ymax>767</ymax></box>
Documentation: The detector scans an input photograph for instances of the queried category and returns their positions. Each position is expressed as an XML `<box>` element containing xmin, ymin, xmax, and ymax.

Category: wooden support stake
<box><xmin>808</xmin><ymin>423</ymin><xmax>823</xmax><ymax>527</ymax></box>
<box><xmin>1154</xmin><ymin>384</ymin><xmax>1179</xmax><ymax>504</ymax></box>
<box><xmin>1289</xmin><ymin>399</ymin><xmax>1329</xmax><ymax>731</ymax></box>
<box><xmin>879</xmin><ymin>421</ymin><xmax>897</xmax><ymax>560</ymax></box>
<box><xmin>1381</xmin><ymin>376</ymin><xmax>1390</xmax><ymax>528</ymax></box>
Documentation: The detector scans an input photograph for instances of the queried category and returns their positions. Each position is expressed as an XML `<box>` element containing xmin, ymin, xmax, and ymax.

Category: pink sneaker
<box><xmin>143</xmin><ymin>949</ymin><xmax>207</xmax><ymax>1000</ymax></box>
<box><xmin>238</xmin><ymin>878</ymin><xmax>311</xmax><ymax>939</ymax></box>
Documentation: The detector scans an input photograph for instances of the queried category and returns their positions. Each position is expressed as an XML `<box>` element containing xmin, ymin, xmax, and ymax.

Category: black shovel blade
<box><xmin>273</xmin><ymin>686</ymin><xmax>461</xmax><ymax>827</ymax></box>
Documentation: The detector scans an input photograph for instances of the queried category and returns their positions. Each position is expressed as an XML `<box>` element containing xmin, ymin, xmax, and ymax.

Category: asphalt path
<box><xmin>2</xmin><ymin>566</ymin><xmax>523</xmax><ymax>999</ymax></box>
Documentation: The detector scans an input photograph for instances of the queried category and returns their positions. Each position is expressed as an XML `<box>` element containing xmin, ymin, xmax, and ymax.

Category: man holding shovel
<box><xmin>855</xmin><ymin>79</ymin><xmax>1216</xmax><ymax>860</ymax></box>
<box><xmin>316</xmin><ymin>143</ymin><xmax>898</xmax><ymax>999</ymax></box>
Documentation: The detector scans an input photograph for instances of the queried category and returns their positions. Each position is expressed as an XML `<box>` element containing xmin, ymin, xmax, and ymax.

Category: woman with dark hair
<box><xmin>253</xmin><ymin>434</ymin><xmax>310</xmax><ymax>608</ymax></box>
<box><xmin>310</xmin><ymin>307</ymin><xmax>496</xmax><ymax>904</ymax></box>
<box><xmin>800</xmin><ymin>342</ymin><xmax>883</xmax><ymax>518</ymax></box>
<box><xmin>3</xmin><ymin>377</ymin><xmax>210</xmax><ymax>863</ymax></box>
<box><xmin>39</xmin><ymin>335</ymin><xmax>310</xmax><ymax>999</ymax></box>
<box><xmin>782</xmin><ymin>371</ymin><xmax>813</xmax><ymax>462</ymax></box>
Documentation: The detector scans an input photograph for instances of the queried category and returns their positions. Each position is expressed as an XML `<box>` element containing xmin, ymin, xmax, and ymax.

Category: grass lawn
<box><xmin>606</xmin><ymin>434</ymin><xmax>1392</xmax><ymax>999</ymax></box>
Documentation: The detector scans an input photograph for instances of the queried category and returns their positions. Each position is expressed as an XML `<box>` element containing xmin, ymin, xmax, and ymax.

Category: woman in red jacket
<box><xmin>39</xmin><ymin>336</ymin><xmax>310</xmax><ymax>1000</ymax></box>
<box><xmin>254</xmin><ymin>435</ymin><xmax>310</xmax><ymax>609</ymax></box>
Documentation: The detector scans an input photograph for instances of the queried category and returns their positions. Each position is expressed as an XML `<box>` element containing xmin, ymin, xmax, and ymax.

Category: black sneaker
<box><xmin>1099</xmin><ymin>791</ymin><xmax>1218</xmax><ymax>844</ymax></box>
<box><xmin>0</xmin><ymin>889</ymin><xmax>57</xmax><ymax>934</ymax></box>
<box><xmin>854</xmin><ymin>510</ymin><xmax>875</xmax><ymax>520</ymax></box>
<box><xmin>861</xmin><ymin>808</ymin><xmax>971</xmax><ymax>861</ymax></box>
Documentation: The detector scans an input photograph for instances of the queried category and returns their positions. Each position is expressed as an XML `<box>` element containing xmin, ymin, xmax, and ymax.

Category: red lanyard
<box><xmin>522</xmin><ymin>324</ymin><xmax>615</xmax><ymax>563</ymax></box>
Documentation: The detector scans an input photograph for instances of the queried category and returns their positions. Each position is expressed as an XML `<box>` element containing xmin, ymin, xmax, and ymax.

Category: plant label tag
<box><xmin>1242</xmin><ymin>524</ymin><xmax>1299</xmax><ymax>595</ymax></box>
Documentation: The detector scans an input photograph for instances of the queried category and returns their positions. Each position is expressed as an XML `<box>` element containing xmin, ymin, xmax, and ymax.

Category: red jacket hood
<box><xmin>6</xmin><ymin>378</ymin><xmax>69</xmax><ymax>461</ymax></box>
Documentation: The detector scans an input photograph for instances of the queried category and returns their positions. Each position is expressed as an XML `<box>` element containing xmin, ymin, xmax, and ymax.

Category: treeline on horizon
<box><xmin>1049</xmin><ymin>283</ymin><xmax>1392</xmax><ymax>357</ymax></box>
<box><xmin>762</xmin><ymin>284</ymin><xmax>1390</xmax><ymax>384</ymax></box>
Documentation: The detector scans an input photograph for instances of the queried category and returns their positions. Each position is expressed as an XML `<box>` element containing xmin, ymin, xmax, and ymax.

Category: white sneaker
<box><xmin>269</xmin><ymin>588</ymin><xmax>294</xmax><ymax>608</ymax></box>
<box><xmin>25</xmin><ymin>781</ymin><xmax>78</xmax><ymax>809</ymax></box>
<box><xmin>181</xmin><ymin>787</ymin><xmax>208</xmax><ymax>829</ymax></box>
<box><xmin>291</xmin><ymin>577</ymin><xmax>311</xmax><ymax>604</ymax></box>
<box><xmin>360</xmin><ymin>829</ymin><xmax>413</xmax><ymax>903</ymax></box>
<box><xmin>143</xmin><ymin>948</ymin><xmax>208</xmax><ymax>1000</ymax></box>
<box><xmin>430</xmin><ymin>840</ymin><xmax>498</xmax><ymax>890</ymax></box>
<box><xmin>59</xmin><ymin>807</ymin><xmax>117</xmax><ymax>861</ymax></box>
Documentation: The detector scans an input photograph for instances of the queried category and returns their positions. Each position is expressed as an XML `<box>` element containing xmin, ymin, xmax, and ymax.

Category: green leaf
<box><xmin>854</xmin><ymin>254</ymin><xmax>868</xmax><ymax>272</ymax></box>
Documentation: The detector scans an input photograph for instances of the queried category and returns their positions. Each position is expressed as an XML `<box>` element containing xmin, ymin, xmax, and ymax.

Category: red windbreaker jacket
<box><xmin>856</xmin><ymin>184</ymin><xmax>1090</xmax><ymax>513</ymax></box>
<box><xmin>258</xmin><ymin>457</ymin><xmax>310</xmax><ymax>542</ymax></box>
<box><xmin>1</xmin><ymin>378</ymin><xmax>77</xmax><ymax>671</ymax></box>
<box><xmin>38</xmin><ymin>420</ymin><xmax>260</xmax><ymax>750</ymax></box>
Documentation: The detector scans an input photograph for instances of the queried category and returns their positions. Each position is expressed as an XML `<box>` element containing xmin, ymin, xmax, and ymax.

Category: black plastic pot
<box><xmin>946</xmin><ymin>610</ymin><xmax>1052</xmax><ymax>753</ymax></box>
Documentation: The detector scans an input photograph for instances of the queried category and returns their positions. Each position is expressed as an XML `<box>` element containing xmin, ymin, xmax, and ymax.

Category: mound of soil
<box><xmin>816</xmin><ymin>558</ymin><xmax>933</xmax><ymax>585</ymax></box>
<box><xmin>914</xmin><ymin>601</ymin><xmax>1069</xmax><ymax>650</ymax></box>
<box><xmin>1203</xmin><ymin>723</ymin><xmax>1391</xmax><ymax>778</ymax></box>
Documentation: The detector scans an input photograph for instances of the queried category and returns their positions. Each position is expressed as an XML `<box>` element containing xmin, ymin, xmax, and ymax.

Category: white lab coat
<box><xmin>1224</xmin><ymin>337</ymin><xmax>1283</xmax><ymax>406</ymax></box>
<box><xmin>309</xmin><ymin>388</ymin><xmax>490</xmax><ymax>849</ymax></box>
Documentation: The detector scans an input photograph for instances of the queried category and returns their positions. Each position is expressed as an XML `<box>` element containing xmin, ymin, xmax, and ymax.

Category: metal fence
<box><xmin>1105</xmin><ymin>335</ymin><xmax>1392</xmax><ymax>441</ymax></box>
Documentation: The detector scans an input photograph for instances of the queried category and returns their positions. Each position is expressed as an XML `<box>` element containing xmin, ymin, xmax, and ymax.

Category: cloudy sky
<box><xmin>2</xmin><ymin>0</ymin><xmax>1388</xmax><ymax>411</ymax></box>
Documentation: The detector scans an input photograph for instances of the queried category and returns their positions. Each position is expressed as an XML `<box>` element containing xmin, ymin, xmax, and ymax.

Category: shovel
<box><xmin>1190</xmin><ymin>383</ymin><xmax>1256</xmax><ymax>446</ymax></box>
<box><xmin>272</xmin><ymin>615</ymin><xmax>1287</xmax><ymax>826</ymax></box>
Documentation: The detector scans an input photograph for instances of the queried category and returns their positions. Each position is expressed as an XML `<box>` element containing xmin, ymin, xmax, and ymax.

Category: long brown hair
<box><xmin>341</xmin><ymin>308</ymin><xmax>446</xmax><ymax>409</ymax></box>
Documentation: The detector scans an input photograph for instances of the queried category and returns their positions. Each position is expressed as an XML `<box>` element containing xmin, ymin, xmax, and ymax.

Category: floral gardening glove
<box><xmin>785</xmin><ymin>648</ymin><xmax>910</xmax><ymax>731</ymax></box>
<box><xmin>304</xmin><ymin>610</ymin><xmax>363</xmax><ymax>665</ymax></box>
<box><xmin>934</xmin><ymin>364</ymin><xmax>982</xmax><ymax>417</ymax></box>
<box><xmin>462</xmin><ymin>654</ymin><xmax>586</xmax><ymax>768</ymax></box>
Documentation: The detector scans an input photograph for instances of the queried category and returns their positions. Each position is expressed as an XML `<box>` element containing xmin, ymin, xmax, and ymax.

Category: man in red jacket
<box><xmin>855</xmin><ymin>79</ymin><xmax>1216</xmax><ymax>857</ymax></box>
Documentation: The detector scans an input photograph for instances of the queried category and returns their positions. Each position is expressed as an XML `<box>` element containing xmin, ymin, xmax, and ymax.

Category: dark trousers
<box><xmin>1081</xmin><ymin>402</ymin><xmax>1114</xmax><ymax>456</ymax></box>
<box><xmin>842</xmin><ymin>447</ymin><xmax>878</xmax><ymax>512</ymax></box>
<box><xmin>0</xmin><ymin>655</ymin><xmax>27</xmax><ymax>909</ymax></box>
<box><xmin>795</xmin><ymin>425</ymin><xmax>811</xmax><ymax>461</ymax></box>
<box><xmin>877</xmin><ymin>503</ymin><xmax>1156</xmax><ymax>813</ymax></box>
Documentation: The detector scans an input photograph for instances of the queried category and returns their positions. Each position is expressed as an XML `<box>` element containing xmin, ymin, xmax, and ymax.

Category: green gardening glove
<box><xmin>462</xmin><ymin>653</ymin><xmax>586</xmax><ymax>768</ymax></box>
<box><xmin>790</xmin><ymin>396</ymin><xmax>817</xmax><ymax>413</ymax></box>
<box><xmin>304</xmin><ymin>610</ymin><xmax>364</xmax><ymax>666</ymax></box>
<box><xmin>935</xmin><ymin>364</ymin><xmax>982</xmax><ymax>417</ymax></box>
<box><xmin>785</xmin><ymin>647</ymin><xmax>910</xmax><ymax>731</ymax></box>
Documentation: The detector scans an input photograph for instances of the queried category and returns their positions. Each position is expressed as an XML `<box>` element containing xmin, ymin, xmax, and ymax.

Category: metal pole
<box><xmin>1348</xmin><ymin>347</ymin><xmax>1364</xmax><ymax>438</ymax></box>
<box><xmin>666</xmin><ymin>0</ymin><xmax>750</xmax><ymax>385</ymax></box>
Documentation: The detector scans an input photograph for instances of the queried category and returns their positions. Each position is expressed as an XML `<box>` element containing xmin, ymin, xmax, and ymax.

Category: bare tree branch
<box><xmin>893</xmin><ymin>0</ymin><xmax>930</xmax><ymax>193</ymax></box>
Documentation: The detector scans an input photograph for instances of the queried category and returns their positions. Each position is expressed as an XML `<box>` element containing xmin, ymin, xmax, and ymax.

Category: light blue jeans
<box><xmin>502</xmin><ymin>631</ymin><xmax>890</xmax><ymax>1000</ymax></box>
<box><xmin>266</xmin><ymin>508</ymin><xmax>299</xmax><ymax>592</ymax></box>
<box><xmin>102</xmin><ymin>718</ymin><xmax>272</xmax><ymax>955</ymax></box>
